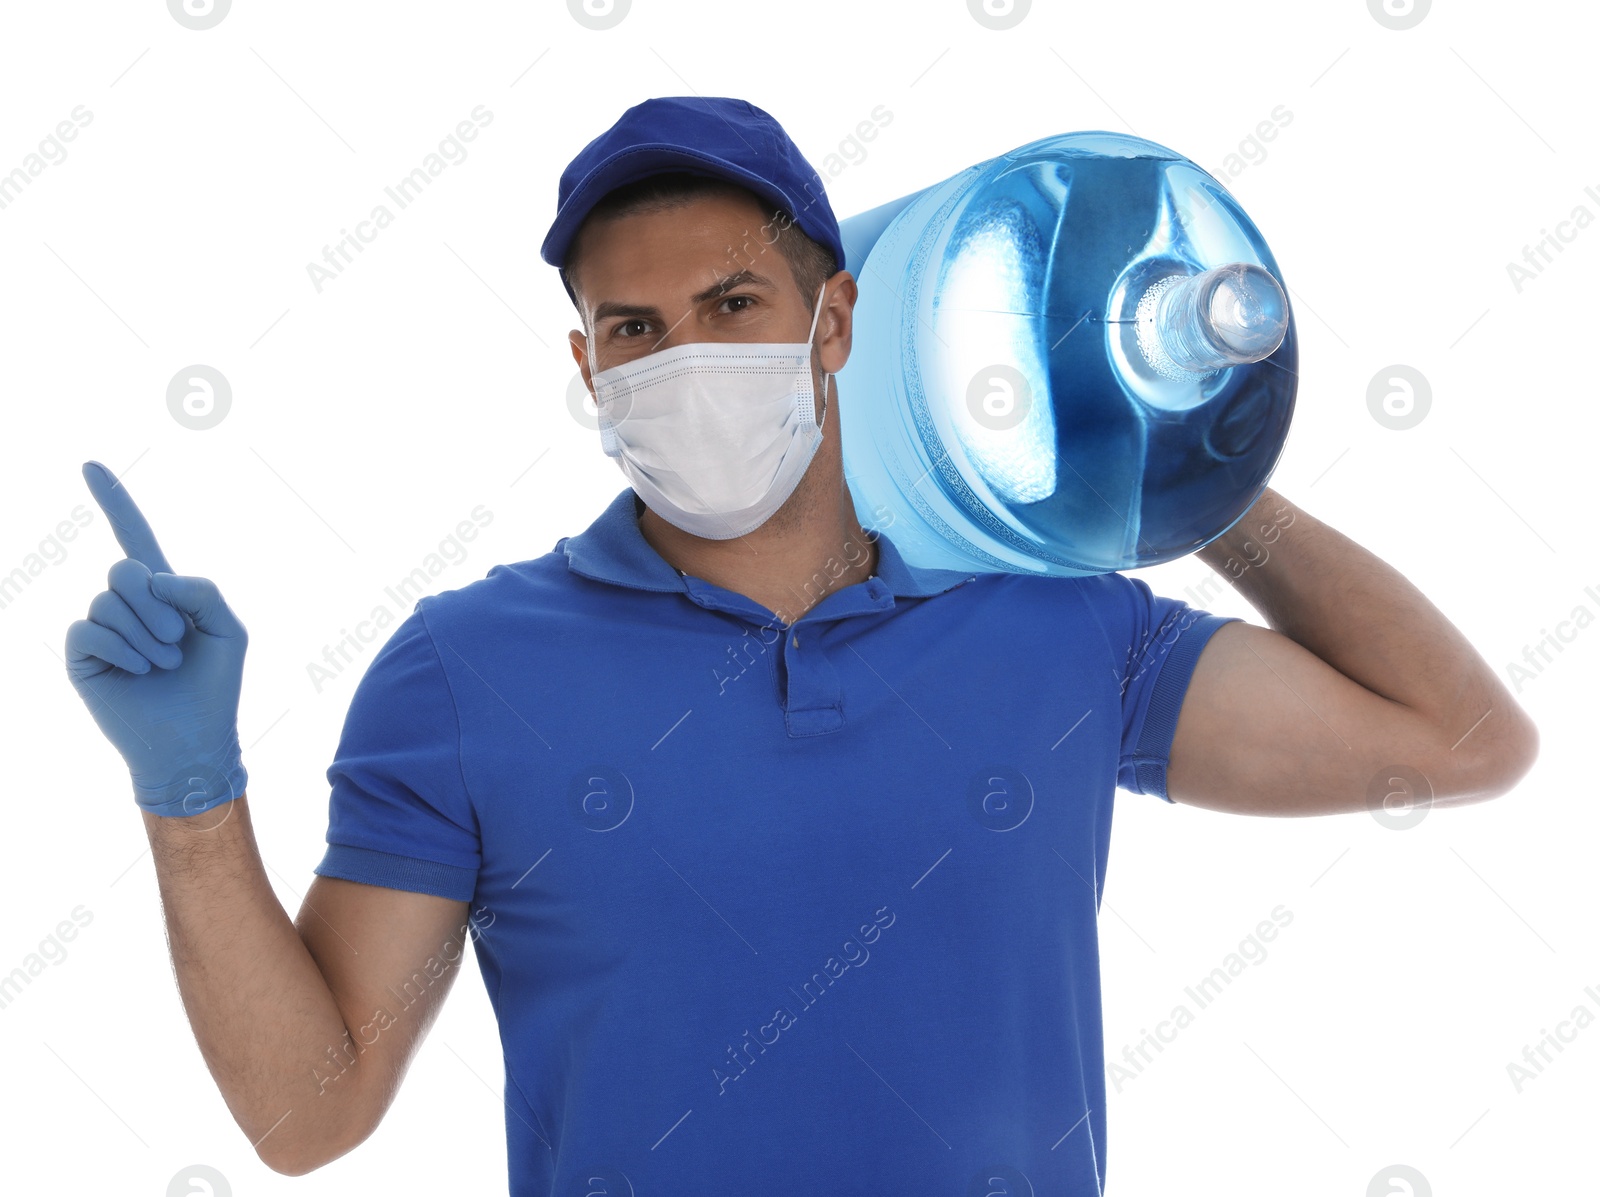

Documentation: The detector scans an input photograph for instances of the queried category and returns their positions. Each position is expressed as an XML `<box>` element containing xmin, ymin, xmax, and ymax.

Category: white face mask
<box><xmin>587</xmin><ymin>282</ymin><xmax>832</xmax><ymax>540</ymax></box>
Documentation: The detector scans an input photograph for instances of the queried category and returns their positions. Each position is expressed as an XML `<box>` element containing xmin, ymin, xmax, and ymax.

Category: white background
<box><xmin>1</xmin><ymin>0</ymin><xmax>1594</xmax><ymax>1193</ymax></box>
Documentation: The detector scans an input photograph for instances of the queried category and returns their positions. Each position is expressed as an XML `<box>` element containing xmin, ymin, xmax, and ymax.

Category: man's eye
<box><xmin>615</xmin><ymin>319</ymin><xmax>650</xmax><ymax>338</ymax></box>
<box><xmin>722</xmin><ymin>295</ymin><xmax>754</xmax><ymax>313</ymax></box>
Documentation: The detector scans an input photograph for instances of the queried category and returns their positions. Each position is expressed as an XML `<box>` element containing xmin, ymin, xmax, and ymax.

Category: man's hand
<box><xmin>64</xmin><ymin>460</ymin><xmax>249</xmax><ymax>817</ymax></box>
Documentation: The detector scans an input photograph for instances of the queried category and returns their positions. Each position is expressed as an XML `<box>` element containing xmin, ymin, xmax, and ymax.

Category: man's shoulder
<box><xmin>416</xmin><ymin>547</ymin><xmax>581</xmax><ymax>627</ymax></box>
<box><xmin>961</xmin><ymin>567</ymin><xmax>1128</xmax><ymax>610</ymax></box>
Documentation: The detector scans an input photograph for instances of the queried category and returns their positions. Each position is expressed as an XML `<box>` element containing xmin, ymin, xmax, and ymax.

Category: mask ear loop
<box><xmin>808</xmin><ymin>282</ymin><xmax>830</xmax><ymax>431</ymax></box>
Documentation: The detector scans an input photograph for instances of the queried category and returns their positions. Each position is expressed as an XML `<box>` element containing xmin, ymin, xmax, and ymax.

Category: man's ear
<box><xmin>818</xmin><ymin>270</ymin><xmax>857</xmax><ymax>376</ymax></box>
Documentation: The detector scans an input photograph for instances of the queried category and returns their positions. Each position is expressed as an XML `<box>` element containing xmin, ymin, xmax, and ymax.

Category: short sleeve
<box><xmin>1100</xmin><ymin>573</ymin><xmax>1242</xmax><ymax>802</ymax></box>
<box><xmin>313</xmin><ymin>600</ymin><xmax>481</xmax><ymax>901</ymax></box>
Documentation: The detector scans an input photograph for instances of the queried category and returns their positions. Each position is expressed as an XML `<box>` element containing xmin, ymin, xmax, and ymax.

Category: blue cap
<box><xmin>540</xmin><ymin>96</ymin><xmax>845</xmax><ymax>301</ymax></box>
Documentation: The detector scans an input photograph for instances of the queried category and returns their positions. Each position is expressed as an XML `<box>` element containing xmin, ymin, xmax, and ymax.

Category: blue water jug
<box><xmin>836</xmin><ymin>130</ymin><xmax>1296</xmax><ymax>577</ymax></box>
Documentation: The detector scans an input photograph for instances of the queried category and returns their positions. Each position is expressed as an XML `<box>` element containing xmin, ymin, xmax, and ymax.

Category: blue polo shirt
<box><xmin>314</xmin><ymin>486</ymin><xmax>1239</xmax><ymax>1196</ymax></box>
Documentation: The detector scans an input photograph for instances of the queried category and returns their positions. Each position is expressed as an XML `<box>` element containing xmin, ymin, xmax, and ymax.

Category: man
<box><xmin>66</xmin><ymin>96</ymin><xmax>1538</xmax><ymax>1194</ymax></box>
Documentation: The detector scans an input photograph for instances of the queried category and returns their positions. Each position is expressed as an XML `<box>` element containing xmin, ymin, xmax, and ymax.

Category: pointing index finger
<box><xmin>82</xmin><ymin>460</ymin><xmax>175</xmax><ymax>575</ymax></box>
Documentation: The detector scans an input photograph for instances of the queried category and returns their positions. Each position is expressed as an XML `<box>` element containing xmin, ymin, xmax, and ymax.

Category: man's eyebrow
<box><xmin>590</xmin><ymin>270</ymin><xmax>779</xmax><ymax>326</ymax></box>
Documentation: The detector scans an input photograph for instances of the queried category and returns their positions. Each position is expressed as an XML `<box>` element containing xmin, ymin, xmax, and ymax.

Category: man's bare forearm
<box><xmin>1195</xmin><ymin>487</ymin><xmax>1538</xmax><ymax>775</ymax></box>
<box><xmin>142</xmin><ymin>795</ymin><xmax>360</xmax><ymax>1174</ymax></box>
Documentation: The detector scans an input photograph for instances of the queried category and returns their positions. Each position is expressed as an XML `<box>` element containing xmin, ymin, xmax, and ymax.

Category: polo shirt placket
<box><xmin>569</xmin><ymin>491</ymin><xmax>980</xmax><ymax>739</ymax></box>
<box><xmin>678</xmin><ymin>568</ymin><xmax>947</xmax><ymax>737</ymax></box>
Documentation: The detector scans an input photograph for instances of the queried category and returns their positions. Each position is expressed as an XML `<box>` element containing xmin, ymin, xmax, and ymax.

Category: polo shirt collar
<box><xmin>561</xmin><ymin>487</ymin><xmax>976</xmax><ymax>600</ymax></box>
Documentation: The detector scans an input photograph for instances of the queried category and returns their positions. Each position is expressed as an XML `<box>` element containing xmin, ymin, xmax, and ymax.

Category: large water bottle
<box><xmin>836</xmin><ymin>130</ymin><xmax>1296</xmax><ymax>577</ymax></box>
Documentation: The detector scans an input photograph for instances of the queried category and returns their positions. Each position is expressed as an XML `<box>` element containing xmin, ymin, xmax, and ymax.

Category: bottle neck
<box><xmin>1137</xmin><ymin>263</ymin><xmax>1289</xmax><ymax>377</ymax></box>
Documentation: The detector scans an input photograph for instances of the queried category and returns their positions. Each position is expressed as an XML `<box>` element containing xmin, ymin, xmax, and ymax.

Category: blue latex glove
<box><xmin>65</xmin><ymin>461</ymin><xmax>249</xmax><ymax>817</ymax></box>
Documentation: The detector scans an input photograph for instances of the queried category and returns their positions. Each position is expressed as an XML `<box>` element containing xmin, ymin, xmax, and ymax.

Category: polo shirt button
<box><xmin>791</xmin><ymin>633</ymin><xmax>799</xmax><ymax>647</ymax></box>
